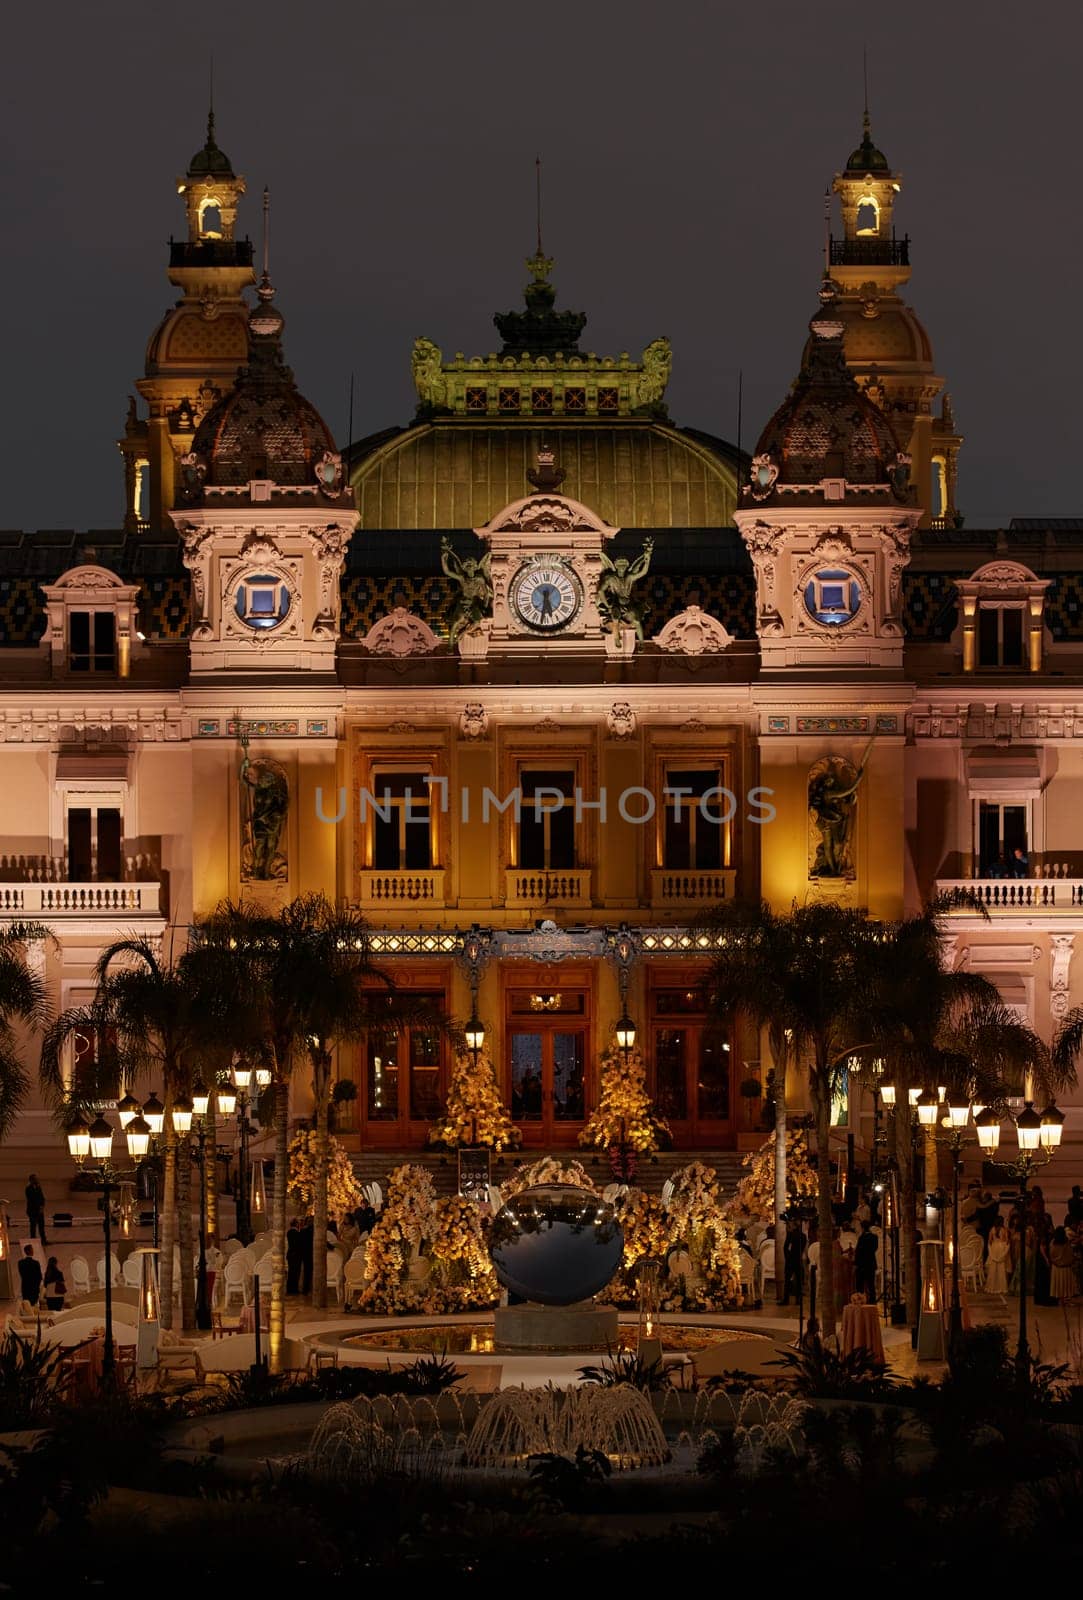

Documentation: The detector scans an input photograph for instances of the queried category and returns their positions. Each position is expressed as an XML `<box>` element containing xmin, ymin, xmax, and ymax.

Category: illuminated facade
<box><xmin>3</xmin><ymin>115</ymin><xmax>1083</xmax><ymax>1192</ymax></box>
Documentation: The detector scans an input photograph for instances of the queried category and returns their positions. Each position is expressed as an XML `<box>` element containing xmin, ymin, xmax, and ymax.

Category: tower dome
<box><xmin>746</xmin><ymin>288</ymin><xmax>913</xmax><ymax>507</ymax></box>
<box><xmin>183</xmin><ymin>278</ymin><xmax>343</xmax><ymax>499</ymax></box>
<box><xmin>185</xmin><ymin>110</ymin><xmax>236</xmax><ymax>179</ymax></box>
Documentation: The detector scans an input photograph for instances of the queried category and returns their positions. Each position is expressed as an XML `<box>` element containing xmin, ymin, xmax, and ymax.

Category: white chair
<box><xmin>343</xmin><ymin>1248</ymin><xmax>367</xmax><ymax>1309</ymax></box>
<box><xmin>121</xmin><ymin>1256</ymin><xmax>142</xmax><ymax>1289</ymax></box>
<box><xmin>960</xmin><ymin>1237</ymin><xmax>984</xmax><ymax>1293</ymax></box>
<box><xmin>738</xmin><ymin>1249</ymin><xmax>757</xmax><ymax>1303</ymax></box>
<box><xmin>96</xmin><ymin>1253</ymin><xmax>120</xmax><ymax>1288</ymax></box>
<box><xmin>326</xmin><ymin>1250</ymin><xmax>344</xmax><ymax>1305</ymax></box>
<box><xmin>488</xmin><ymin>1184</ymin><xmax>504</xmax><ymax>1212</ymax></box>
<box><xmin>222</xmin><ymin>1252</ymin><xmax>250</xmax><ymax>1309</ymax></box>
<box><xmin>69</xmin><ymin>1256</ymin><xmax>91</xmax><ymax>1296</ymax></box>
<box><xmin>367</xmin><ymin>1182</ymin><xmax>383</xmax><ymax>1210</ymax></box>
<box><xmin>254</xmin><ymin>1255</ymin><xmax>273</xmax><ymax>1299</ymax></box>
<box><xmin>602</xmin><ymin>1183</ymin><xmax>619</xmax><ymax>1203</ymax></box>
<box><xmin>661</xmin><ymin>1178</ymin><xmax>675</xmax><ymax>1206</ymax></box>
<box><xmin>757</xmin><ymin>1239</ymin><xmax>777</xmax><ymax>1301</ymax></box>
<box><xmin>250</xmin><ymin>1234</ymin><xmax>272</xmax><ymax>1261</ymax></box>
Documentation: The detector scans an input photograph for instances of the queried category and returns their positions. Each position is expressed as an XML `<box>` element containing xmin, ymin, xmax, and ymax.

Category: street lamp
<box><xmin>229</xmin><ymin>1060</ymin><xmax>258</xmax><ymax>1244</ymax></box>
<box><xmin>979</xmin><ymin>1100</ymin><xmax>1063</xmax><ymax>1381</ymax></box>
<box><xmin>615</xmin><ymin>1012</ymin><xmax>637</xmax><ymax>1055</ymax></box>
<box><xmin>116</xmin><ymin>1092</ymin><xmax>141</xmax><ymax>1130</ymax></box>
<box><xmin>66</xmin><ymin>1109</ymin><xmax>122</xmax><ymax>1383</ymax></box>
<box><xmin>928</xmin><ymin>1090</ymin><xmax>977</xmax><ymax>1356</ymax></box>
<box><xmin>189</xmin><ymin>1089</ymin><xmax>212</xmax><ymax>1330</ymax></box>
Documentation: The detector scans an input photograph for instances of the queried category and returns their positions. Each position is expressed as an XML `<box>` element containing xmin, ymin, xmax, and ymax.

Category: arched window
<box><xmin>855</xmin><ymin>195</ymin><xmax>880</xmax><ymax>236</ymax></box>
<box><xmin>198</xmin><ymin>199</ymin><xmax>223</xmax><ymax>238</ymax></box>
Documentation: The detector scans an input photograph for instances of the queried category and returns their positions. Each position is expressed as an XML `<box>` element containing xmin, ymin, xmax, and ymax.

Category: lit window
<box><xmin>234</xmin><ymin>573</ymin><xmax>291</xmax><ymax>630</ymax></box>
<box><xmin>664</xmin><ymin>768</ymin><xmax>725</xmax><ymax>871</ymax></box>
<box><xmin>803</xmin><ymin>568</ymin><xmax>861</xmax><ymax>627</ymax></box>
<box><xmin>370</xmin><ymin>771</ymin><xmax>432</xmax><ymax>871</ymax></box>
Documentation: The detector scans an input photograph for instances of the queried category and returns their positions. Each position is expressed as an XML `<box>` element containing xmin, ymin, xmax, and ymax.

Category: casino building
<box><xmin>3</xmin><ymin>110</ymin><xmax>1083</xmax><ymax>1194</ymax></box>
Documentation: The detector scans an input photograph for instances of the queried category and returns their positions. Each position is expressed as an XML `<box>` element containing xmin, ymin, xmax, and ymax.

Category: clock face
<box><xmin>511</xmin><ymin>559</ymin><xmax>582</xmax><ymax>632</ymax></box>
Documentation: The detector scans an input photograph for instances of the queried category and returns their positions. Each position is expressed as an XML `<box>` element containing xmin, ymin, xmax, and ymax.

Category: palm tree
<box><xmin>863</xmin><ymin>897</ymin><xmax>1055</xmax><ymax>1323</ymax></box>
<box><xmin>0</xmin><ymin>923</ymin><xmax>53</xmax><ymax>1138</ymax></box>
<box><xmin>704</xmin><ymin>900</ymin><xmax>875</xmax><ymax>1338</ymax></box>
<box><xmin>193</xmin><ymin>896</ymin><xmax>417</xmax><ymax>1356</ymax></box>
<box><xmin>40</xmin><ymin>934</ymin><xmax>201</xmax><ymax>1331</ymax></box>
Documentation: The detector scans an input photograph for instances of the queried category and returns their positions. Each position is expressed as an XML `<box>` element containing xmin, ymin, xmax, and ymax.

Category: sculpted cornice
<box><xmin>910</xmin><ymin>700</ymin><xmax>1083</xmax><ymax>740</ymax></box>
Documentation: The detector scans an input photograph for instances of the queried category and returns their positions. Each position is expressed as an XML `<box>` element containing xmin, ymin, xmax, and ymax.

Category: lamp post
<box><xmin>66</xmin><ymin>1110</ymin><xmax>122</xmax><ymax>1384</ymax></box>
<box><xmin>464</xmin><ymin>1008</ymin><xmax>485</xmax><ymax>1149</ymax></box>
<box><xmin>976</xmin><ymin>1099</ymin><xmax>1064</xmax><ymax>1382</ymax></box>
<box><xmin>190</xmin><ymin>1079</ymin><xmax>212</xmax><ymax>1331</ymax></box>
<box><xmin>923</xmin><ymin>1090</ymin><xmax>977</xmax><ymax>1357</ymax></box>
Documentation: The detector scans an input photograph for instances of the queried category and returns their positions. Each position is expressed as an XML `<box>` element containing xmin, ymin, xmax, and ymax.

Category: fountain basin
<box><xmin>494</xmin><ymin>1301</ymin><xmax>618</xmax><ymax>1352</ymax></box>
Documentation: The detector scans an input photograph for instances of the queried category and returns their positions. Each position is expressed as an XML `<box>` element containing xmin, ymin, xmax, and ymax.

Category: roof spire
<box><xmin>535</xmin><ymin>154</ymin><xmax>543</xmax><ymax>256</ymax></box>
<box><xmin>208</xmin><ymin>53</ymin><xmax>215</xmax><ymax>147</ymax></box>
<box><xmin>862</xmin><ymin>43</ymin><xmax>870</xmax><ymax>136</ymax></box>
<box><xmin>259</xmin><ymin>185</ymin><xmax>272</xmax><ymax>297</ymax></box>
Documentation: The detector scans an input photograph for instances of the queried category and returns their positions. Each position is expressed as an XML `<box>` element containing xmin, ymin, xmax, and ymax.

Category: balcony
<box><xmin>829</xmin><ymin>236</ymin><xmax>910</xmax><ymax>268</ymax></box>
<box><xmin>936</xmin><ymin>878</ymin><xmax>1083</xmax><ymax>913</ymax></box>
<box><xmin>650</xmin><ymin>867</ymin><xmax>736</xmax><ymax>908</ymax></box>
<box><xmin>505</xmin><ymin>868</ymin><xmax>592</xmax><ymax>910</ymax></box>
<box><xmin>357</xmin><ymin>870</ymin><xmax>446</xmax><ymax>908</ymax></box>
<box><xmin>168</xmin><ymin>238</ymin><xmax>254</xmax><ymax>269</ymax></box>
<box><xmin>0</xmin><ymin>882</ymin><xmax>162</xmax><ymax>917</ymax></box>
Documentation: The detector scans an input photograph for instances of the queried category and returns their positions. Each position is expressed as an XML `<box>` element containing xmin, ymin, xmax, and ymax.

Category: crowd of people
<box><xmin>284</xmin><ymin>1201</ymin><xmax>377</xmax><ymax>1296</ymax></box>
<box><xmin>960</xmin><ymin>1179</ymin><xmax>1083</xmax><ymax>1306</ymax></box>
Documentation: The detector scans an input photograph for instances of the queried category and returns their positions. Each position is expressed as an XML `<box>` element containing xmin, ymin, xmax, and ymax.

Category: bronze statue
<box><xmin>441</xmin><ymin>537</ymin><xmax>492</xmax><ymax>644</ymax></box>
<box><xmin>596</xmin><ymin>537</ymin><xmax>653</xmax><ymax>638</ymax></box>
<box><xmin>239</xmin><ymin>727</ymin><xmax>289</xmax><ymax>881</ymax></box>
<box><xmin>808</xmin><ymin>742</ymin><xmax>872</xmax><ymax>879</ymax></box>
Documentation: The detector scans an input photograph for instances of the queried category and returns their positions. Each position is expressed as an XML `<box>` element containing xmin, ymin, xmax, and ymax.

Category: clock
<box><xmin>510</xmin><ymin>557</ymin><xmax>582</xmax><ymax>632</ymax></box>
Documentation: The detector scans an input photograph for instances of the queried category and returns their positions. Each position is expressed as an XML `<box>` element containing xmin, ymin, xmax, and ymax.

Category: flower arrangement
<box><xmin>428</xmin><ymin>1049</ymin><xmax>520</xmax><ymax>1152</ymax></box>
<box><xmin>724</xmin><ymin>1129</ymin><xmax>818</xmax><ymax>1225</ymax></box>
<box><xmin>663</xmin><ymin>1160</ymin><xmax>741</xmax><ymax>1305</ymax></box>
<box><xmin>359</xmin><ymin>1163</ymin><xmax>498</xmax><ymax>1315</ymax></box>
<box><xmin>502</xmin><ymin>1156</ymin><xmax>597</xmax><ymax>1197</ymax></box>
<box><xmin>577</xmin><ymin>1043</ymin><xmax>670</xmax><ymax>1162</ymax></box>
<box><xmin>286</xmin><ymin>1128</ymin><xmax>365</xmax><ymax>1219</ymax></box>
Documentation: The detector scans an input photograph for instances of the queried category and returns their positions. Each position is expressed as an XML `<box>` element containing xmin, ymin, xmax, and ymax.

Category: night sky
<box><xmin>3</xmin><ymin>0</ymin><xmax>1079</xmax><ymax>532</ymax></box>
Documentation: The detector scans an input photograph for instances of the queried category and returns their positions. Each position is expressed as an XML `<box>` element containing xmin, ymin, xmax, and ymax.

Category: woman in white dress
<box><xmin>985</xmin><ymin>1220</ymin><xmax>1010</xmax><ymax>1296</ymax></box>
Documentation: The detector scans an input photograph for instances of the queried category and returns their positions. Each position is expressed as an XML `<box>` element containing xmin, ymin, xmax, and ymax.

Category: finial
<box><xmin>259</xmin><ymin>186</ymin><xmax>272</xmax><ymax>299</ymax></box>
<box><xmin>527</xmin><ymin>442</ymin><xmax>566</xmax><ymax>492</ymax></box>
<box><xmin>207</xmin><ymin>54</ymin><xmax>215</xmax><ymax>147</ymax></box>
<box><xmin>535</xmin><ymin>154</ymin><xmax>543</xmax><ymax>256</ymax></box>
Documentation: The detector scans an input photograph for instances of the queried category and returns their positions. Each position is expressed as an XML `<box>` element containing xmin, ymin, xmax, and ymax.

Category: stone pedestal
<box><xmin>494</xmin><ymin>1301</ymin><xmax>619</xmax><ymax>1353</ymax></box>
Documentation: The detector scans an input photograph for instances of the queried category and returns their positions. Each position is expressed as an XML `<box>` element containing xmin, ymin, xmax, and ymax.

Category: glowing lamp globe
<box><xmin>489</xmin><ymin>1184</ymin><xmax>623</xmax><ymax>1306</ymax></box>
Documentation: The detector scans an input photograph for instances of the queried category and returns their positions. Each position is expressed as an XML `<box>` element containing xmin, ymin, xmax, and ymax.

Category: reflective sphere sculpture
<box><xmin>489</xmin><ymin>1184</ymin><xmax>624</xmax><ymax>1306</ymax></box>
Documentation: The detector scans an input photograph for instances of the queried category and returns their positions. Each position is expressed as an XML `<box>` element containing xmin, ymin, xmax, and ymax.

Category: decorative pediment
<box><xmin>477</xmin><ymin>493</ymin><xmax>617</xmax><ymax>543</ymax></box>
<box><xmin>958</xmin><ymin>560</ymin><xmax>1049</xmax><ymax>597</ymax></box>
<box><xmin>361</xmin><ymin>607</ymin><xmax>441</xmax><ymax>657</ymax></box>
<box><xmin>654</xmin><ymin>606</ymin><xmax>734</xmax><ymax>655</ymax></box>
<box><xmin>42</xmin><ymin>564</ymin><xmax>137</xmax><ymax>597</ymax></box>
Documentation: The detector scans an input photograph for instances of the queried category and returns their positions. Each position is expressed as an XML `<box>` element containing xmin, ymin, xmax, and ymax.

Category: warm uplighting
<box><xmin>217</xmin><ymin>1083</ymin><xmax>237</xmax><ymax>1117</ymax></box>
<box><xmin>88</xmin><ymin>1114</ymin><xmax>114</xmax><ymax>1162</ymax></box>
<box><xmin>143</xmin><ymin>1092</ymin><xmax>165</xmax><ymax>1136</ymax></box>
<box><xmin>171</xmin><ymin>1094</ymin><xmax>193</xmax><ymax>1135</ymax></box>
<box><xmin>1040</xmin><ymin>1102</ymin><xmax>1066</xmax><ymax>1150</ymax></box>
<box><xmin>464</xmin><ymin>1013</ymin><xmax>485</xmax><ymax>1055</ymax></box>
<box><xmin>191</xmin><ymin>1080</ymin><xmax>210</xmax><ymax>1117</ymax></box>
<box><xmin>1015</xmin><ymin>1101</ymin><xmax>1042</xmax><ymax>1152</ymax></box>
<box><xmin>947</xmin><ymin>1095</ymin><xmax>971</xmax><ymax>1130</ymax></box>
<box><xmin>917</xmin><ymin>1089</ymin><xmax>939</xmax><ymax>1127</ymax></box>
<box><xmin>880</xmin><ymin>1082</ymin><xmax>897</xmax><ymax>1107</ymax></box>
<box><xmin>975</xmin><ymin>1107</ymin><xmax>1001</xmax><ymax>1152</ymax></box>
<box><xmin>117</xmin><ymin>1092</ymin><xmax>141</xmax><ymax>1129</ymax></box>
<box><xmin>615</xmin><ymin>1012</ymin><xmax>637</xmax><ymax>1053</ymax></box>
<box><xmin>233</xmin><ymin>1061</ymin><xmax>253</xmax><ymax>1092</ymax></box>
<box><xmin>67</xmin><ymin>1113</ymin><xmax>91</xmax><ymax>1162</ymax></box>
<box><xmin>126</xmin><ymin>1114</ymin><xmax>151</xmax><ymax>1160</ymax></box>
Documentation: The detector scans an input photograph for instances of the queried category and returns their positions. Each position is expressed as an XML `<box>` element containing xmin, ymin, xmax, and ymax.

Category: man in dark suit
<box><xmin>25</xmin><ymin>1175</ymin><xmax>46</xmax><ymax>1247</ymax></box>
<box><xmin>781</xmin><ymin>1219</ymin><xmax>807</xmax><ymax>1305</ymax></box>
<box><xmin>854</xmin><ymin>1220</ymin><xmax>878</xmax><ymax>1302</ymax></box>
<box><xmin>17</xmin><ymin>1246</ymin><xmax>42</xmax><ymax>1307</ymax></box>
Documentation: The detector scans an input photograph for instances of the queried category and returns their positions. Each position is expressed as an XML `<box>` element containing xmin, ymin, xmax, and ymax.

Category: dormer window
<box><xmin>956</xmin><ymin>561</ymin><xmax>1051</xmax><ymax>675</ymax></box>
<box><xmin>42</xmin><ymin>566</ymin><xmax>140</xmax><ymax>679</ymax></box>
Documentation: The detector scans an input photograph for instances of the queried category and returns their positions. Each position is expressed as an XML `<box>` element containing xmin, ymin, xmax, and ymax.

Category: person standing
<box><xmin>25</xmin><ymin>1175</ymin><xmax>46</xmax><ymax>1247</ymax></box>
<box><xmin>854</xmin><ymin>1220</ymin><xmax>878</xmax><ymax>1303</ymax></box>
<box><xmin>43</xmin><ymin>1258</ymin><xmax>66</xmax><ymax>1311</ymax></box>
<box><xmin>1050</xmin><ymin>1227</ymin><xmax>1077</xmax><ymax>1305</ymax></box>
<box><xmin>299</xmin><ymin>1216</ymin><xmax>314</xmax><ymax>1297</ymax></box>
<box><xmin>285</xmin><ymin>1218</ymin><xmax>304</xmax><ymax>1296</ymax></box>
<box><xmin>16</xmin><ymin>1246</ymin><xmax>42</xmax><ymax>1307</ymax></box>
<box><xmin>985</xmin><ymin>1221</ymin><xmax>1010</xmax><ymax>1297</ymax></box>
<box><xmin>1068</xmin><ymin>1187</ymin><xmax>1083</xmax><ymax>1227</ymax></box>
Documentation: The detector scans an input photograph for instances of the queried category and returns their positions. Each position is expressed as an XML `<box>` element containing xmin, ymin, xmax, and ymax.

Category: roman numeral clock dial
<box><xmin>510</xmin><ymin>558</ymin><xmax>582</xmax><ymax>632</ymax></box>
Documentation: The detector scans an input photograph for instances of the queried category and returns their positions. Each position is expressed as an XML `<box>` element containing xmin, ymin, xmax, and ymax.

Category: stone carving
<box><xmin>457</xmin><ymin>620</ymin><xmax>492</xmax><ymax>658</ymax></box>
<box><xmin>314</xmin><ymin>451</ymin><xmax>346</xmax><ymax>497</ymax></box>
<box><xmin>239</xmin><ymin>729</ymin><xmax>289</xmax><ymax>883</ymax></box>
<box><xmin>499</xmin><ymin>497</ymin><xmax>596</xmax><ymax>535</ymax></box>
<box><xmin>632</xmin><ymin>338</ymin><xmax>671</xmax><ymax>412</ymax></box>
<box><xmin>534</xmin><ymin>716</ymin><xmax>562</xmax><ymax>732</ymax></box>
<box><xmin>606</xmin><ymin>702</ymin><xmax>637</xmax><ymax>739</ymax></box>
<box><xmin>808</xmin><ymin>745</ymin><xmax>871</xmax><ymax>879</ymax></box>
<box><xmin>441</xmin><ymin>538</ymin><xmax>493</xmax><ymax>645</ymax></box>
<box><xmin>1051</xmin><ymin>935</ymin><xmax>1075</xmax><ymax>1021</ymax></box>
<box><xmin>596</xmin><ymin>538</ymin><xmax>653</xmax><ymax>639</ymax></box>
<box><xmin>654</xmin><ymin>606</ymin><xmax>733</xmax><ymax>655</ymax></box>
<box><xmin>179</xmin><ymin>524</ymin><xmax>215</xmax><ymax>632</ymax></box>
<box><xmin>749</xmin><ymin>454</ymin><xmax>779</xmax><ymax>501</ymax></box>
<box><xmin>411</xmin><ymin>337</ymin><xmax>448</xmax><ymax>410</ymax></box>
<box><xmin>312</xmin><ymin>524</ymin><xmax>351</xmax><ymax>634</ymax></box>
<box><xmin>361</xmin><ymin>607</ymin><xmax>440</xmax><ymax>657</ymax></box>
<box><xmin>460</xmin><ymin>703</ymin><xmax>489</xmax><ymax>740</ymax></box>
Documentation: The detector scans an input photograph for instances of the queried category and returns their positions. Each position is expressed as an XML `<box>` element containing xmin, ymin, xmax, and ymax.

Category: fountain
<box><xmin>464</xmin><ymin>1385</ymin><xmax>669</xmax><ymax>1470</ymax></box>
<box><xmin>489</xmin><ymin>1184</ymin><xmax>623</xmax><ymax>1352</ymax></box>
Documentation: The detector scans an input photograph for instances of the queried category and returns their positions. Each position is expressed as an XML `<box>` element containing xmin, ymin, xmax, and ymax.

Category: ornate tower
<box><xmin>170</xmin><ymin>274</ymin><xmax>356</xmax><ymax>674</ymax></box>
<box><xmin>118</xmin><ymin>112</ymin><xmax>255</xmax><ymax>533</ymax></box>
<box><xmin>825</xmin><ymin>111</ymin><xmax>962</xmax><ymax>528</ymax></box>
<box><xmin>735</xmin><ymin>292</ymin><xmax>921</xmax><ymax>672</ymax></box>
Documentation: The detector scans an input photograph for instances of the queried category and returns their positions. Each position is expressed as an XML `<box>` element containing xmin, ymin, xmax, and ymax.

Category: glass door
<box><xmin>361</xmin><ymin>989</ymin><xmax>445</xmax><ymax>1146</ymax></box>
<box><xmin>506</xmin><ymin>987</ymin><xmax>589</xmax><ymax>1147</ymax></box>
<box><xmin>649</xmin><ymin>983</ymin><xmax>733</xmax><ymax>1146</ymax></box>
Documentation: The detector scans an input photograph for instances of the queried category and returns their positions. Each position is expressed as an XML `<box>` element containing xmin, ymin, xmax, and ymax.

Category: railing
<box><xmin>0</xmin><ymin>883</ymin><xmax>162</xmax><ymax>916</ymax></box>
<box><xmin>829</xmin><ymin>236</ymin><xmax>910</xmax><ymax>268</ymax></box>
<box><xmin>168</xmin><ymin>238</ymin><xmax>254</xmax><ymax>268</ymax></box>
<box><xmin>650</xmin><ymin>868</ymin><xmax>736</xmax><ymax>906</ymax></box>
<box><xmin>505</xmin><ymin>868</ymin><xmax>592</xmax><ymax>909</ymax></box>
<box><xmin>936</xmin><ymin>877</ymin><xmax>1083</xmax><ymax>911</ymax></box>
<box><xmin>357</xmin><ymin>870</ymin><xmax>446</xmax><ymax>907</ymax></box>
